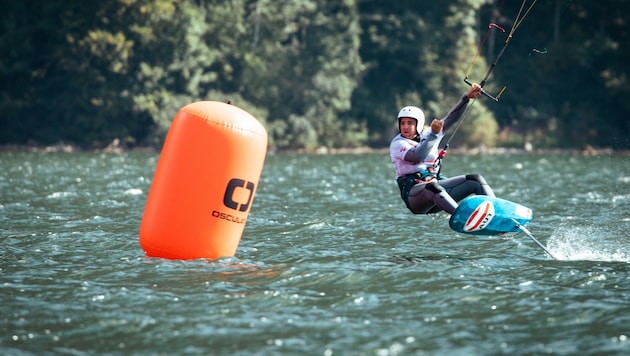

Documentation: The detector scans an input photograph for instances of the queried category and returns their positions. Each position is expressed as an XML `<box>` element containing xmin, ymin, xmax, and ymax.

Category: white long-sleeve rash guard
<box><xmin>390</xmin><ymin>95</ymin><xmax>471</xmax><ymax>178</ymax></box>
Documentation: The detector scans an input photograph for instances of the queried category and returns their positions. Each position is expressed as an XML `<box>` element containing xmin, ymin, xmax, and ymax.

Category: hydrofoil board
<box><xmin>449</xmin><ymin>195</ymin><xmax>533</xmax><ymax>236</ymax></box>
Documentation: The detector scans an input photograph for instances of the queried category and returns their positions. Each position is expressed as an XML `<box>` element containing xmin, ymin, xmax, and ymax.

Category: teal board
<box><xmin>449</xmin><ymin>196</ymin><xmax>533</xmax><ymax>236</ymax></box>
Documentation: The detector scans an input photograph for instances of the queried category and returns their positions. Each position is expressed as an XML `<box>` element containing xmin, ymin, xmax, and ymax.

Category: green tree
<box><xmin>127</xmin><ymin>0</ymin><xmax>260</xmax><ymax>143</ymax></box>
<box><xmin>0</xmin><ymin>2</ymin><xmax>105</xmax><ymax>145</ymax></box>
<box><xmin>238</xmin><ymin>0</ymin><xmax>363</xmax><ymax>149</ymax></box>
<box><xmin>353</xmin><ymin>0</ymin><xmax>496</xmax><ymax>148</ymax></box>
<box><xmin>1</xmin><ymin>0</ymin><xmax>628</xmax><ymax>150</ymax></box>
<box><xmin>487</xmin><ymin>0</ymin><xmax>630</xmax><ymax>149</ymax></box>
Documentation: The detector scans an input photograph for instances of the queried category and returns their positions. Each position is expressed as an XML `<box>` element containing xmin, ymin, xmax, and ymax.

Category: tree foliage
<box><xmin>1</xmin><ymin>0</ymin><xmax>628</xmax><ymax>150</ymax></box>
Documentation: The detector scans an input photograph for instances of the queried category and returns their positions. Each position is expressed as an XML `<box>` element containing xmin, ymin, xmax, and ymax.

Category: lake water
<box><xmin>1</xmin><ymin>150</ymin><xmax>629</xmax><ymax>355</ymax></box>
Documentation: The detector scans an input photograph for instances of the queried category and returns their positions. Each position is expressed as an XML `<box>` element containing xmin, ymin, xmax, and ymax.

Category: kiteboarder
<box><xmin>390</xmin><ymin>83</ymin><xmax>495</xmax><ymax>215</ymax></box>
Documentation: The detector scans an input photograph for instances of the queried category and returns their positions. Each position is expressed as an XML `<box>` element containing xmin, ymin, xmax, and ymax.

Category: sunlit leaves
<box><xmin>81</xmin><ymin>30</ymin><xmax>133</xmax><ymax>73</ymax></box>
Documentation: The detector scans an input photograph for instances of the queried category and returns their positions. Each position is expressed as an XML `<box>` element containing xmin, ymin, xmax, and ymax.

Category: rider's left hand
<box><xmin>467</xmin><ymin>83</ymin><xmax>482</xmax><ymax>99</ymax></box>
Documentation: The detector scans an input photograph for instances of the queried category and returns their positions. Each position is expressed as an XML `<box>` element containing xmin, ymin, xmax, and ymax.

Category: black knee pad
<box><xmin>465</xmin><ymin>174</ymin><xmax>488</xmax><ymax>185</ymax></box>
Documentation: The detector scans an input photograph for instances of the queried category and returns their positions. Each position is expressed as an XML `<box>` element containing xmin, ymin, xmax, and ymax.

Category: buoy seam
<box><xmin>182</xmin><ymin>107</ymin><xmax>267</xmax><ymax>138</ymax></box>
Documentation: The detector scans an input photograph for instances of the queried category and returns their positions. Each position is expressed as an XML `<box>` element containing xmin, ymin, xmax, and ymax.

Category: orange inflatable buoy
<box><xmin>139</xmin><ymin>101</ymin><xmax>267</xmax><ymax>260</ymax></box>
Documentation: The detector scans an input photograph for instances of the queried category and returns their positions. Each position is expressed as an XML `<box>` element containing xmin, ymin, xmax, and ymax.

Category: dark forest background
<box><xmin>1</xmin><ymin>0</ymin><xmax>628</xmax><ymax>150</ymax></box>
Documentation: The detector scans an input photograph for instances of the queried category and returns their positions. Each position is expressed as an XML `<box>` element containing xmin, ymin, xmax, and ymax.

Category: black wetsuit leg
<box><xmin>440</xmin><ymin>174</ymin><xmax>495</xmax><ymax>201</ymax></box>
<box><xmin>424</xmin><ymin>174</ymin><xmax>495</xmax><ymax>214</ymax></box>
<box><xmin>407</xmin><ymin>181</ymin><xmax>459</xmax><ymax>214</ymax></box>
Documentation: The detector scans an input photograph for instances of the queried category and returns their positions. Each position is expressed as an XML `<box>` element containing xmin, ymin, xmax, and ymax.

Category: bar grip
<box><xmin>464</xmin><ymin>78</ymin><xmax>499</xmax><ymax>102</ymax></box>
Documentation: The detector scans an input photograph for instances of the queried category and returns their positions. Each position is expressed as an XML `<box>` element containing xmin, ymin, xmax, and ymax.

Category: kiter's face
<box><xmin>399</xmin><ymin>117</ymin><xmax>417</xmax><ymax>139</ymax></box>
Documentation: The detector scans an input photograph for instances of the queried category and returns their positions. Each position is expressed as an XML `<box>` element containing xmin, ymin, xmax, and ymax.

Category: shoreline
<box><xmin>0</xmin><ymin>143</ymin><xmax>624</xmax><ymax>156</ymax></box>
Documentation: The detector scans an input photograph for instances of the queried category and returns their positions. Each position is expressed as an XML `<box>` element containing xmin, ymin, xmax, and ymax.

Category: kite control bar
<box><xmin>463</xmin><ymin>0</ymin><xmax>540</xmax><ymax>102</ymax></box>
<box><xmin>464</xmin><ymin>77</ymin><xmax>502</xmax><ymax>102</ymax></box>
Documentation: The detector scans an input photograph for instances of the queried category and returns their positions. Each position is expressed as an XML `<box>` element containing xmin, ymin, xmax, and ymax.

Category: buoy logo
<box><xmin>463</xmin><ymin>200</ymin><xmax>495</xmax><ymax>232</ymax></box>
<box><xmin>223</xmin><ymin>178</ymin><xmax>255</xmax><ymax>212</ymax></box>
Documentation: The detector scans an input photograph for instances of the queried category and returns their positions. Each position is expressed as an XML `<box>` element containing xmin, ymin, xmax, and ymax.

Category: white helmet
<box><xmin>397</xmin><ymin>106</ymin><xmax>425</xmax><ymax>131</ymax></box>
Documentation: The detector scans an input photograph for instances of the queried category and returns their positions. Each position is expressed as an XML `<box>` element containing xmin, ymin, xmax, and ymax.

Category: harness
<box><xmin>396</xmin><ymin>168</ymin><xmax>445</xmax><ymax>209</ymax></box>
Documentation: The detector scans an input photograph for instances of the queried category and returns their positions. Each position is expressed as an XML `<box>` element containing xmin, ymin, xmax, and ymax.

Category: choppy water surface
<box><xmin>1</xmin><ymin>151</ymin><xmax>629</xmax><ymax>355</ymax></box>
